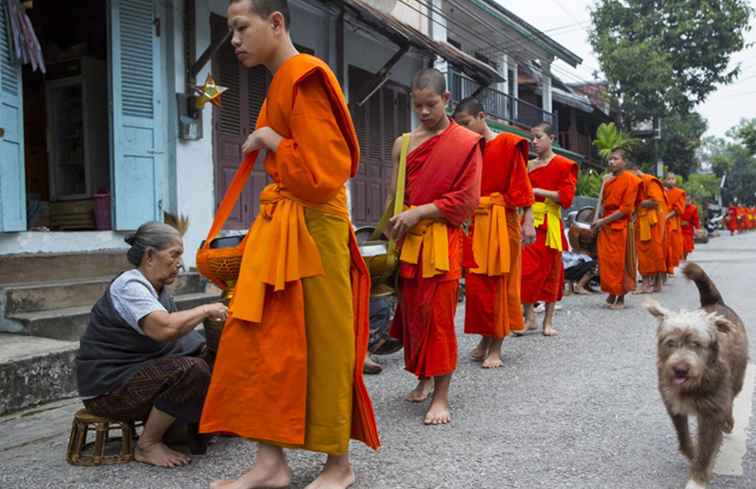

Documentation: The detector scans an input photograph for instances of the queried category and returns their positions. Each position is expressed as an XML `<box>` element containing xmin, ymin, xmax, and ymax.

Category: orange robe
<box><xmin>681</xmin><ymin>203</ymin><xmax>700</xmax><ymax>256</ymax></box>
<box><xmin>597</xmin><ymin>172</ymin><xmax>640</xmax><ymax>295</ymax></box>
<box><xmin>726</xmin><ymin>207</ymin><xmax>738</xmax><ymax>234</ymax></box>
<box><xmin>635</xmin><ymin>173</ymin><xmax>668</xmax><ymax>276</ymax></box>
<box><xmin>464</xmin><ymin>133</ymin><xmax>534</xmax><ymax>339</ymax></box>
<box><xmin>665</xmin><ymin>187</ymin><xmax>686</xmax><ymax>272</ymax></box>
<box><xmin>200</xmin><ymin>54</ymin><xmax>379</xmax><ymax>453</ymax></box>
<box><xmin>390</xmin><ymin>121</ymin><xmax>482</xmax><ymax>378</ymax></box>
<box><xmin>521</xmin><ymin>155</ymin><xmax>578</xmax><ymax>304</ymax></box>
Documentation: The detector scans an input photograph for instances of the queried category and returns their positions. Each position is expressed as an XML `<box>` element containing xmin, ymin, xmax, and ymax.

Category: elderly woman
<box><xmin>76</xmin><ymin>222</ymin><xmax>228</xmax><ymax>468</ymax></box>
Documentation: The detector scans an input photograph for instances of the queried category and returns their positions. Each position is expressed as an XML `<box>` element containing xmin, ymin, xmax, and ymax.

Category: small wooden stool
<box><xmin>66</xmin><ymin>409</ymin><xmax>135</xmax><ymax>465</ymax></box>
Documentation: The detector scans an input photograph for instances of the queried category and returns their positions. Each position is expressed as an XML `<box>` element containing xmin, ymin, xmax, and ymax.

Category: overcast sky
<box><xmin>498</xmin><ymin>0</ymin><xmax>756</xmax><ymax>138</ymax></box>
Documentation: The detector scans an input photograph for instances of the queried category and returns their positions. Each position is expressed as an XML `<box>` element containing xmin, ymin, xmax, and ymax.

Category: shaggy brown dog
<box><xmin>646</xmin><ymin>262</ymin><xmax>749</xmax><ymax>489</ymax></box>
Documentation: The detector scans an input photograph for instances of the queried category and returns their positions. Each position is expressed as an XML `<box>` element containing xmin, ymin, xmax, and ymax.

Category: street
<box><xmin>1</xmin><ymin>233</ymin><xmax>755</xmax><ymax>489</ymax></box>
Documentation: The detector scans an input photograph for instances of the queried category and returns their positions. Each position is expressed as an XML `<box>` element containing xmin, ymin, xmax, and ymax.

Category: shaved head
<box><xmin>412</xmin><ymin>68</ymin><xmax>446</xmax><ymax>95</ymax></box>
<box><xmin>229</xmin><ymin>0</ymin><xmax>290</xmax><ymax>28</ymax></box>
<box><xmin>453</xmin><ymin>97</ymin><xmax>483</xmax><ymax>117</ymax></box>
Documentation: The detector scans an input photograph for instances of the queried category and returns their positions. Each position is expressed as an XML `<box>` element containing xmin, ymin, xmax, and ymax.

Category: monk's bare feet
<box><xmin>406</xmin><ymin>378</ymin><xmax>433</xmax><ymax>402</ymax></box>
<box><xmin>135</xmin><ymin>439</ymin><xmax>191</xmax><ymax>468</ymax></box>
<box><xmin>210</xmin><ymin>446</ymin><xmax>291</xmax><ymax>489</ymax></box>
<box><xmin>542</xmin><ymin>325</ymin><xmax>559</xmax><ymax>337</ymax></box>
<box><xmin>424</xmin><ymin>398</ymin><xmax>451</xmax><ymax>425</ymax></box>
<box><xmin>573</xmin><ymin>285</ymin><xmax>592</xmax><ymax>295</ymax></box>
<box><xmin>482</xmin><ymin>349</ymin><xmax>503</xmax><ymax>369</ymax></box>
<box><xmin>608</xmin><ymin>302</ymin><xmax>625</xmax><ymax>310</ymax></box>
<box><xmin>606</xmin><ymin>294</ymin><xmax>616</xmax><ymax>305</ymax></box>
<box><xmin>470</xmin><ymin>337</ymin><xmax>489</xmax><ymax>362</ymax></box>
<box><xmin>305</xmin><ymin>456</ymin><xmax>354</xmax><ymax>489</ymax></box>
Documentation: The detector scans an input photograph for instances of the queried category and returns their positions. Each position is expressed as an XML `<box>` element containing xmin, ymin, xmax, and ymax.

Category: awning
<box><xmin>338</xmin><ymin>0</ymin><xmax>504</xmax><ymax>85</ymax></box>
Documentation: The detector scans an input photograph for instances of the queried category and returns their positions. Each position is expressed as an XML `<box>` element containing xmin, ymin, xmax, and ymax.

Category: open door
<box><xmin>108</xmin><ymin>0</ymin><xmax>163</xmax><ymax>230</ymax></box>
<box><xmin>0</xmin><ymin>0</ymin><xmax>27</xmax><ymax>232</ymax></box>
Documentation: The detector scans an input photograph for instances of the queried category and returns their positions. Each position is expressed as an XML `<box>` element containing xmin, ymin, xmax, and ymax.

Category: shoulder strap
<box><xmin>200</xmin><ymin>149</ymin><xmax>261</xmax><ymax>250</ymax></box>
<box><xmin>371</xmin><ymin>133</ymin><xmax>409</xmax><ymax>241</ymax></box>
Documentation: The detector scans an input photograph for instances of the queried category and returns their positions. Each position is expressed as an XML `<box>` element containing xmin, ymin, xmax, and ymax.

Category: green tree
<box><xmin>683</xmin><ymin>173</ymin><xmax>720</xmax><ymax>203</ymax></box>
<box><xmin>729</xmin><ymin>118</ymin><xmax>756</xmax><ymax>155</ymax></box>
<box><xmin>576</xmin><ymin>170</ymin><xmax>602</xmax><ymax>198</ymax></box>
<box><xmin>632</xmin><ymin>111</ymin><xmax>708</xmax><ymax>178</ymax></box>
<box><xmin>593</xmin><ymin>122</ymin><xmax>638</xmax><ymax>160</ymax></box>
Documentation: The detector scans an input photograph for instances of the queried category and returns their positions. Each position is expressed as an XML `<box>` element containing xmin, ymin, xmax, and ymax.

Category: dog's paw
<box><xmin>685</xmin><ymin>479</ymin><xmax>706</xmax><ymax>489</ymax></box>
<box><xmin>722</xmin><ymin>416</ymin><xmax>735</xmax><ymax>433</ymax></box>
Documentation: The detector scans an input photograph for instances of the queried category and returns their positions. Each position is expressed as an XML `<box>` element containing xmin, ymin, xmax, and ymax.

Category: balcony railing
<box><xmin>446</xmin><ymin>70</ymin><xmax>558</xmax><ymax>134</ymax></box>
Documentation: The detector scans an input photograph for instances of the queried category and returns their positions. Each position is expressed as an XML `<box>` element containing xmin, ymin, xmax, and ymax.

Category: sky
<box><xmin>498</xmin><ymin>0</ymin><xmax>756</xmax><ymax>138</ymax></box>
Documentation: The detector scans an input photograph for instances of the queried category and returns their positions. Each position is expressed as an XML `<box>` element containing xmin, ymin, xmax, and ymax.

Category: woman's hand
<box><xmin>204</xmin><ymin>303</ymin><xmax>229</xmax><ymax>322</ymax></box>
<box><xmin>242</xmin><ymin>127</ymin><xmax>282</xmax><ymax>154</ymax></box>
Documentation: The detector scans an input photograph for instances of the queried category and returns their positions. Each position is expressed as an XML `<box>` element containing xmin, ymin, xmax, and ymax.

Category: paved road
<box><xmin>2</xmin><ymin>233</ymin><xmax>755</xmax><ymax>489</ymax></box>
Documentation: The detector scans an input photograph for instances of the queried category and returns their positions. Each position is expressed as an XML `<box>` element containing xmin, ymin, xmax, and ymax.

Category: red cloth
<box><xmin>391</xmin><ymin>121</ymin><xmax>482</xmax><ymax>377</ymax></box>
<box><xmin>521</xmin><ymin>155</ymin><xmax>578</xmax><ymax>304</ymax></box>
<box><xmin>681</xmin><ymin>203</ymin><xmax>700</xmax><ymax>255</ymax></box>
<box><xmin>726</xmin><ymin>207</ymin><xmax>738</xmax><ymax>233</ymax></box>
<box><xmin>465</xmin><ymin>133</ymin><xmax>533</xmax><ymax>338</ymax></box>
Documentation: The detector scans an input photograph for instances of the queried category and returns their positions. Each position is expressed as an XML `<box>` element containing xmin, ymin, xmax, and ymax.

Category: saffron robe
<box><xmin>635</xmin><ymin>173</ymin><xmax>668</xmax><ymax>276</ymax></box>
<box><xmin>597</xmin><ymin>171</ymin><xmax>640</xmax><ymax>296</ymax></box>
<box><xmin>200</xmin><ymin>54</ymin><xmax>379</xmax><ymax>454</ymax></box>
<box><xmin>521</xmin><ymin>155</ymin><xmax>578</xmax><ymax>304</ymax></box>
<box><xmin>726</xmin><ymin>207</ymin><xmax>738</xmax><ymax>234</ymax></box>
<box><xmin>390</xmin><ymin>121</ymin><xmax>482</xmax><ymax>378</ymax></box>
<box><xmin>665</xmin><ymin>187</ymin><xmax>686</xmax><ymax>272</ymax></box>
<box><xmin>464</xmin><ymin>133</ymin><xmax>533</xmax><ymax>339</ymax></box>
<box><xmin>681</xmin><ymin>203</ymin><xmax>700</xmax><ymax>255</ymax></box>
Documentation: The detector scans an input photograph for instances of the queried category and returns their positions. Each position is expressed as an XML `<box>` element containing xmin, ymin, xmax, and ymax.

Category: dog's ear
<box><xmin>644</xmin><ymin>299</ymin><xmax>670</xmax><ymax>320</ymax></box>
<box><xmin>712</xmin><ymin>315</ymin><xmax>736</xmax><ymax>334</ymax></box>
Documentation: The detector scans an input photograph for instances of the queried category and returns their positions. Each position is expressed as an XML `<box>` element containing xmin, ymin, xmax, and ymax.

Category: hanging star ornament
<box><xmin>194</xmin><ymin>73</ymin><xmax>228</xmax><ymax>109</ymax></box>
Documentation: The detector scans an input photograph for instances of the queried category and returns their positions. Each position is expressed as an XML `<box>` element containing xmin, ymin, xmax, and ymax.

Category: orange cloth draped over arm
<box><xmin>521</xmin><ymin>155</ymin><xmax>578</xmax><ymax>304</ymax></box>
<box><xmin>681</xmin><ymin>203</ymin><xmax>700</xmax><ymax>254</ymax></box>
<box><xmin>465</xmin><ymin>133</ymin><xmax>533</xmax><ymax>338</ymax></box>
<box><xmin>635</xmin><ymin>173</ymin><xmax>668</xmax><ymax>275</ymax></box>
<box><xmin>200</xmin><ymin>54</ymin><xmax>379</xmax><ymax>452</ymax></box>
<box><xmin>390</xmin><ymin>121</ymin><xmax>482</xmax><ymax>378</ymax></box>
<box><xmin>665</xmin><ymin>187</ymin><xmax>686</xmax><ymax>271</ymax></box>
<box><xmin>597</xmin><ymin>172</ymin><xmax>640</xmax><ymax>296</ymax></box>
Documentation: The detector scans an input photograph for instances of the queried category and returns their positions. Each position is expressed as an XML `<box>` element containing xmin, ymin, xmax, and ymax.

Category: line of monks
<box><xmin>194</xmin><ymin>4</ymin><xmax>710</xmax><ymax>487</ymax></box>
<box><xmin>726</xmin><ymin>205</ymin><xmax>756</xmax><ymax>235</ymax></box>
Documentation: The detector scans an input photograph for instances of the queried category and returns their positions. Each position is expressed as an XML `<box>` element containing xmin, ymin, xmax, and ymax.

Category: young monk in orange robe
<box><xmin>592</xmin><ymin>149</ymin><xmax>640</xmax><ymax>309</ymax></box>
<box><xmin>199</xmin><ymin>2</ymin><xmax>378</xmax><ymax>488</ymax></box>
<box><xmin>521</xmin><ymin>123</ymin><xmax>578</xmax><ymax>337</ymax></box>
<box><xmin>664</xmin><ymin>173</ymin><xmax>686</xmax><ymax>273</ymax></box>
<box><xmin>630</xmin><ymin>168</ymin><xmax>668</xmax><ymax>294</ymax></box>
<box><xmin>681</xmin><ymin>195</ymin><xmax>700</xmax><ymax>260</ymax></box>
<box><xmin>388</xmin><ymin>69</ymin><xmax>482</xmax><ymax>425</ymax></box>
<box><xmin>452</xmin><ymin>97</ymin><xmax>535</xmax><ymax>369</ymax></box>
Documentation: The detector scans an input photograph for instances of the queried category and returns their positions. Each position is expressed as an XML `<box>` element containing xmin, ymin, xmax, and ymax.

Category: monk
<box><xmin>452</xmin><ymin>97</ymin><xmax>535</xmax><ymax>369</ymax></box>
<box><xmin>199</xmin><ymin>2</ymin><xmax>379</xmax><ymax>489</ymax></box>
<box><xmin>664</xmin><ymin>173</ymin><xmax>686</xmax><ymax>273</ymax></box>
<box><xmin>592</xmin><ymin>148</ymin><xmax>640</xmax><ymax>310</ymax></box>
<box><xmin>521</xmin><ymin>122</ymin><xmax>578</xmax><ymax>336</ymax></box>
<box><xmin>726</xmin><ymin>205</ymin><xmax>738</xmax><ymax>235</ymax></box>
<box><xmin>630</xmin><ymin>166</ymin><xmax>668</xmax><ymax>294</ymax></box>
<box><xmin>680</xmin><ymin>195</ymin><xmax>700</xmax><ymax>260</ymax></box>
<box><xmin>388</xmin><ymin>69</ymin><xmax>482</xmax><ymax>425</ymax></box>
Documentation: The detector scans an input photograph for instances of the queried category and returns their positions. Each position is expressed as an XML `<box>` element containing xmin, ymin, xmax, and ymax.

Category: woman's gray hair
<box><xmin>125</xmin><ymin>222</ymin><xmax>181</xmax><ymax>267</ymax></box>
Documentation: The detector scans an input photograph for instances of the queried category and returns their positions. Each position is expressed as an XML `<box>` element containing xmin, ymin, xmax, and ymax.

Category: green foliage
<box><xmin>632</xmin><ymin>111</ymin><xmax>708</xmax><ymax>178</ymax></box>
<box><xmin>593</xmin><ymin>122</ymin><xmax>639</xmax><ymax>161</ymax></box>
<box><xmin>729</xmin><ymin>118</ymin><xmax>756</xmax><ymax>155</ymax></box>
<box><xmin>576</xmin><ymin>169</ymin><xmax>603</xmax><ymax>198</ymax></box>
<box><xmin>683</xmin><ymin>173</ymin><xmax>719</xmax><ymax>204</ymax></box>
<box><xmin>699</xmin><ymin>125</ymin><xmax>756</xmax><ymax>205</ymax></box>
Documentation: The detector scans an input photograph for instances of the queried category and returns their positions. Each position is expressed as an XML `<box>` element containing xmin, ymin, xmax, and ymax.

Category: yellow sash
<box><xmin>399</xmin><ymin>218</ymin><xmax>450</xmax><ymax>278</ymax></box>
<box><xmin>471</xmin><ymin>193</ymin><xmax>510</xmax><ymax>276</ymax></box>
<box><xmin>230</xmin><ymin>183</ymin><xmax>348</xmax><ymax>323</ymax></box>
<box><xmin>532</xmin><ymin>199</ymin><xmax>563</xmax><ymax>251</ymax></box>
<box><xmin>637</xmin><ymin>208</ymin><xmax>658</xmax><ymax>242</ymax></box>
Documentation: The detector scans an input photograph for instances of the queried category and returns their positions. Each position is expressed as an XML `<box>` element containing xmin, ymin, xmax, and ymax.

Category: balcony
<box><xmin>446</xmin><ymin>70</ymin><xmax>559</xmax><ymax>134</ymax></box>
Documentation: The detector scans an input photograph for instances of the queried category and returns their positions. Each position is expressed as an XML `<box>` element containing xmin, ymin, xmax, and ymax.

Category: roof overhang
<box><xmin>338</xmin><ymin>0</ymin><xmax>504</xmax><ymax>85</ymax></box>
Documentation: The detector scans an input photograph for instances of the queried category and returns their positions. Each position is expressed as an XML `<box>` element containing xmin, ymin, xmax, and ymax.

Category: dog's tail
<box><xmin>683</xmin><ymin>262</ymin><xmax>724</xmax><ymax>307</ymax></box>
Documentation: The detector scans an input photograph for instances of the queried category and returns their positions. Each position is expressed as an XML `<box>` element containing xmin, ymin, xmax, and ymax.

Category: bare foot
<box><xmin>406</xmin><ymin>378</ymin><xmax>433</xmax><ymax>402</ymax></box>
<box><xmin>482</xmin><ymin>349</ymin><xmax>503</xmax><ymax>369</ymax></box>
<box><xmin>573</xmin><ymin>286</ymin><xmax>592</xmax><ymax>295</ymax></box>
<box><xmin>608</xmin><ymin>303</ymin><xmax>625</xmax><ymax>310</ymax></box>
<box><xmin>470</xmin><ymin>337</ymin><xmax>488</xmax><ymax>362</ymax></box>
<box><xmin>209</xmin><ymin>457</ymin><xmax>291</xmax><ymax>489</ymax></box>
<box><xmin>135</xmin><ymin>440</ymin><xmax>191</xmax><ymax>468</ymax></box>
<box><xmin>542</xmin><ymin>325</ymin><xmax>559</xmax><ymax>337</ymax></box>
<box><xmin>304</xmin><ymin>459</ymin><xmax>354</xmax><ymax>489</ymax></box>
<box><xmin>424</xmin><ymin>398</ymin><xmax>451</xmax><ymax>425</ymax></box>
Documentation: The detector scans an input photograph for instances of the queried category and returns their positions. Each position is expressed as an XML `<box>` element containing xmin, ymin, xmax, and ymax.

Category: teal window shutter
<box><xmin>109</xmin><ymin>0</ymin><xmax>163</xmax><ymax>230</ymax></box>
<box><xmin>0</xmin><ymin>0</ymin><xmax>27</xmax><ymax>232</ymax></box>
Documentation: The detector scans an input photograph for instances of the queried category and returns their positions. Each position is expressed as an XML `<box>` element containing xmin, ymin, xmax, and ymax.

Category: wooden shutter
<box><xmin>0</xmin><ymin>0</ymin><xmax>27</xmax><ymax>231</ymax></box>
<box><xmin>108</xmin><ymin>0</ymin><xmax>163</xmax><ymax>230</ymax></box>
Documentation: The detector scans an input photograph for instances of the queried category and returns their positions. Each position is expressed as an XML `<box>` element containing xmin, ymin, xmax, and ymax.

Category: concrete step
<box><xmin>0</xmin><ymin>334</ymin><xmax>79</xmax><ymax>416</ymax></box>
<box><xmin>3</xmin><ymin>272</ymin><xmax>207</xmax><ymax>315</ymax></box>
<box><xmin>7</xmin><ymin>291</ymin><xmax>222</xmax><ymax>342</ymax></box>
<box><xmin>0</xmin><ymin>250</ymin><xmax>131</xmax><ymax>286</ymax></box>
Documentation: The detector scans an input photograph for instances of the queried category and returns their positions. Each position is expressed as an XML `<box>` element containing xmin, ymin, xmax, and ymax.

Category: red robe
<box><xmin>464</xmin><ymin>133</ymin><xmax>533</xmax><ymax>339</ymax></box>
<box><xmin>665</xmin><ymin>187</ymin><xmax>686</xmax><ymax>272</ymax></box>
<box><xmin>597</xmin><ymin>171</ymin><xmax>640</xmax><ymax>295</ymax></box>
<box><xmin>390</xmin><ymin>121</ymin><xmax>482</xmax><ymax>378</ymax></box>
<box><xmin>521</xmin><ymin>155</ymin><xmax>578</xmax><ymax>304</ymax></box>
<box><xmin>681</xmin><ymin>203</ymin><xmax>700</xmax><ymax>256</ymax></box>
<box><xmin>726</xmin><ymin>207</ymin><xmax>738</xmax><ymax>234</ymax></box>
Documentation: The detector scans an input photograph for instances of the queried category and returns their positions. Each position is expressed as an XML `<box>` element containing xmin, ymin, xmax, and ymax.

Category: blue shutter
<box><xmin>0</xmin><ymin>0</ymin><xmax>27</xmax><ymax>232</ymax></box>
<box><xmin>109</xmin><ymin>0</ymin><xmax>163</xmax><ymax>230</ymax></box>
